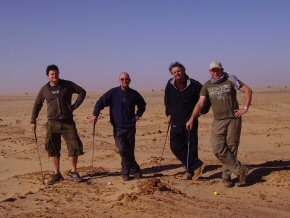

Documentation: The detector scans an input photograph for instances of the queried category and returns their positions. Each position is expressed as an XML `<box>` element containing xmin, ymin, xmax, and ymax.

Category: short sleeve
<box><xmin>227</xmin><ymin>72</ymin><xmax>245</xmax><ymax>90</ymax></box>
<box><xmin>200</xmin><ymin>85</ymin><xmax>208</xmax><ymax>96</ymax></box>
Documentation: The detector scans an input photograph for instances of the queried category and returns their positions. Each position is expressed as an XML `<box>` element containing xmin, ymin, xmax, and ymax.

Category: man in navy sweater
<box><xmin>165</xmin><ymin>62</ymin><xmax>210</xmax><ymax>180</ymax></box>
<box><xmin>93</xmin><ymin>72</ymin><xmax>146</xmax><ymax>181</ymax></box>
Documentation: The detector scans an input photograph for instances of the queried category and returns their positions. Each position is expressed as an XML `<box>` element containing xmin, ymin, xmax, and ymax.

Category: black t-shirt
<box><xmin>49</xmin><ymin>83</ymin><xmax>60</xmax><ymax>95</ymax></box>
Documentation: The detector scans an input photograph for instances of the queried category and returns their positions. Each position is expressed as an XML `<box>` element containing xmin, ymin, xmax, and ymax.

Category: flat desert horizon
<box><xmin>0</xmin><ymin>88</ymin><xmax>289</xmax><ymax>217</ymax></box>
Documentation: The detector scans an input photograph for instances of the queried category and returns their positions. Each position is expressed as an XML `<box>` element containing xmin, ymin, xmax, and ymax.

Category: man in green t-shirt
<box><xmin>186</xmin><ymin>61</ymin><xmax>252</xmax><ymax>187</ymax></box>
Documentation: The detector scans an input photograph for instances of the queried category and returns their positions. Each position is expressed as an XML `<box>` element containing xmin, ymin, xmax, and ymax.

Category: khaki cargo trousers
<box><xmin>211</xmin><ymin>117</ymin><xmax>245</xmax><ymax>179</ymax></box>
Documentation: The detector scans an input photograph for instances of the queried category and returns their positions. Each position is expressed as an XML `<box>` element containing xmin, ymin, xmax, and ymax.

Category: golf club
<box><xmin>33</xmin><ymin>129</ymin><xmax>45</xmax><ymax>185</ymax></box>
<box><xmin>86</xmin><ymin>123</ymin><xmax>96</xmax><ymax>185</ymax></box>
<box><xmin>186</xmin><ymin>131</ymin><xmax>190</xmax><ymax>177</ymax></box>
<box><xmin>92</xmin><ymin>123</ymin><xmax>96</xmax><ymax>168</ymax></box>
<box><xmin>153</xmin><ymin>122</ymin><xmax>171</xmax><ymax>177</ymax></box>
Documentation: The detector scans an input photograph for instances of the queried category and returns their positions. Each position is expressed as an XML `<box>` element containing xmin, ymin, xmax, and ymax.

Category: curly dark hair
<box><xmin>168</xmin><ymin>62</ymin><xmax>186</xmax><ymax>73</ymax></box>
<box><xmin>46</xmin><ymin>64</ymin><xmax>59</xmax><ymax>76</ymax></box>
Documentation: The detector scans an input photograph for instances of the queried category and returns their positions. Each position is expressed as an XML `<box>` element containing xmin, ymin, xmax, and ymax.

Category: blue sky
<box><xmin>1</xmin><ymin>0</ymin><xmax>290</xmax><ymax>93</ymax></box>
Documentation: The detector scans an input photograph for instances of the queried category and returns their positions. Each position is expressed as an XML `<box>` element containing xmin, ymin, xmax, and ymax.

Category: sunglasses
<box><xmin>211</xmin><ymin>68</ymin><xmax>222</xmax><ymax>72</ymax></box>
<box><xmin>120</xmin><ymin>78</ymin><xmax>130</xmax><ymax>81</ymax></box>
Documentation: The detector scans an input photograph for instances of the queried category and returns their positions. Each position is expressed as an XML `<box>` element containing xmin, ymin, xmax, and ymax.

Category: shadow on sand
<box><xmin>81</xmin><ymin>160</ymin><xmax>290</xmax><ymax>185</ymax></box>
<box><xmin>246</xmin><ymin>160</ymin><xmax>290</xmax><ymax>186</ymax></box>
<box><xmin>199</xmin><ymin>160</ymin><xmax>290</xmax><ymax>187</ymax></box>
<box><xmin>81</xmin><ymin>163</ymin><xmax>183</xmax><ymax>180</ymax></box>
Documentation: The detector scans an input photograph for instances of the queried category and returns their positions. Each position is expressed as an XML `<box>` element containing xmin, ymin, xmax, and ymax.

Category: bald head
<box><xmin>119</xmin><ymin>72</ymin><xmax>130</xmax><ymax>80</ymax></box>
<box><xmin>119</xmin><ymin>72</ymin><xmax>131</xmax><ymax>90</ymax></box>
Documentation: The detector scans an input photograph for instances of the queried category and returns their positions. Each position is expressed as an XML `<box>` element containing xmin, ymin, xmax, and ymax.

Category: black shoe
<box><xmin>122</xmin><ymin>175</ymin><xmax>130</xmax><ymax>181</ymax></box>
<box><xmin>48</xmin><ymin>173</ymin><xmax>64</xmax><ymax>185</ymax></box>
<box><xmin>237</xmin><ymin>167</ymin><xmax>249</xmax><ymax>187</ymax></box>
<box><xmin>70</xmin><ymin>171</ymin><xmax>82</xmax><ymax>182</ymax></box>
<box><xmin>133</xmin><ymin>172</ymin><xmax>142</xmax><ymax>179</ymax></box>
<box><xmin>222</xmin><ymin>177</ymin><xmax>234</xmax><ymax>188</ymax></box>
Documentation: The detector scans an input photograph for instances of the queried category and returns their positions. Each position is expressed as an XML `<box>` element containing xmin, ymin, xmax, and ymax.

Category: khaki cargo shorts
<box><xmin>45</xmin><ymin>119</ymin><xmax>84</xmax><ymax>157</ymax></box>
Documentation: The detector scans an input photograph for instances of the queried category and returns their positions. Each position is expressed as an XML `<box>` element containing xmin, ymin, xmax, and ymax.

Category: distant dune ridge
<box><xmin>0</xmin><ymin>88</ymin><xmax>289</xmax><ymax>217</ymax></box>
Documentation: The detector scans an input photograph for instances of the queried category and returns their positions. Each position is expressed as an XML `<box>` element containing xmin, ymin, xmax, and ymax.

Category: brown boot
<box><xmin>192</xmin><ymin>163</ymin><xmax>205</xmax><ymax>181</ymax></box>
<box><xmin>237</xmin><ymin>167</ymin><xmax>249</xmax><ymax>187</ymax></box>
<box><xmin>183</xmin><ymin>172</ymin><xmax>193</xmax><ymax>180</ymax></box>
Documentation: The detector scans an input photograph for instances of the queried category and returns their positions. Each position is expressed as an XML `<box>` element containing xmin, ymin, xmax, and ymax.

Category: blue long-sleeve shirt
<box><xmin>93</xmin><ymin>86</ymin><xmax>146</xmax><ymax>128</ymax></box>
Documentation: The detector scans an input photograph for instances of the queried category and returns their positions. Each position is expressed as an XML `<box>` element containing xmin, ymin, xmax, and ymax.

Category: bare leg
<box><xmin>71</xmin><ymin>155</ymin><xmax>78</xmax><ymax>172</ymax></box>
<box><xmin>53</xmin><ymin>157</ymin><xmax>60</xmax><ymax>174</ymax></box>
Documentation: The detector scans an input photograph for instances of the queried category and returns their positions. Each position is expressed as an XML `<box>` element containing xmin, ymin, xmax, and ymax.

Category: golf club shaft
<box><xmin>156</xmin><ymin>122</ymin><xmax>171</xmax><ymax>172</ymax></box>
<box><xmin>92</xmin><ymin>123</ymin><xmax>96</xmax><ymax>168</ymax></box>
<box><xmin>186</xmin><ymin>130</ymin><xmax>190</xmax><ymax>175</ymax></box>
<box><xmin>34</xmin><ymin>130</ymin><xmax>45</xmax><ymax>184</ymax></box>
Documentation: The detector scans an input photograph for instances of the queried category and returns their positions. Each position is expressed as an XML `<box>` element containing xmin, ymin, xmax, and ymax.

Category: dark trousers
<box><xmin>170</xmin><ymin>123</ymin><xmax>202</xmax><ymax>174</ymax></box>
<box><xmin>113</xmin><ymin>127</ymin><xmax>141</xmax><ymax>176</ymax></box>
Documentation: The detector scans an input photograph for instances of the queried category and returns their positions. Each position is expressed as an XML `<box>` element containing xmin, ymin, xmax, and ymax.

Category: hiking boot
<box><xmin>192</xmin><ymin>163</ymin><xmax>205</xmax><ymax>181</ymax></box>
<box><xmin>122</xmin><ymin>175</ymin><xmax>130</xmax><ymax>181</ymax></box>
<box><xmin>48</xmin><ymin>173</ymin><xmax>64</xmax><ymax>185</ymax></box>
<box><xmin>183</xmin><ymin>172</ymin><xmax>193</xmax><ymax>180</ymax></box>
<box><xmin>133</xmin><ymin>172</ymin><xmax>142</xmax><ymax>179</ymax></box>
<box><xmin>222</xmin><ymin>177</ymin><xmax>234</xmax><ymax>188</ymax></box>
<box><xmin>237</xmin><ymin>167</ymin><xmax>249</xmax><ymax>187</ymax></box>
<box><xmin>70</xmin><ymin>171</ymin><xmax>82</xmax><ymax>182</ymax></box>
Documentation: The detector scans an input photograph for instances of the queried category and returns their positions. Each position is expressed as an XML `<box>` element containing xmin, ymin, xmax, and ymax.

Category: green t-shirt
<box><xmin>200</xmin><ymin>73</ymin><xmax>244</xmax><ymax>120</ymax></box>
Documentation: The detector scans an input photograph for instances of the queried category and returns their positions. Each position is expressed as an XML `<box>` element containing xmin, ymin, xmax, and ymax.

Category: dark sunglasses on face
<box><xmin>211</xmin><ymin>68</ymin><xmax>221</xmax><ymax>72</ymax></box>
<box><xmin>120</xmin><ymin>78</ymin><xmax>130</xmax><ymax>81</ymax></box>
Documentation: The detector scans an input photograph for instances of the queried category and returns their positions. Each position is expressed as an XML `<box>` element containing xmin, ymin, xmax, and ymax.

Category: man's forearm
<box><xmin>73</xmin><ymin>89</ymin><xmax>86</xmax><ymax>110</ymax></box>
<box><xmin>241</xmin><ymin>85</ymin><xmax>252</xmax><ymax>110</ymax></box>
<box><xmin>244</xmin><ymin>89</ymin><xmax>252</xmax><ymax>109</ymax></box>
<box><xmin>191</xmin><ymin>104</ymin><xmax>204</xmax><ymax>121</ymax></box>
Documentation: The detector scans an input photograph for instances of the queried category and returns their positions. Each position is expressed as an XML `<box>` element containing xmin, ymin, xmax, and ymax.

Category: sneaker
<box><xmin>192</xmin><ymin>163</ymin><xmax>205</xmax><ymax>181</ymax></box>
<box><xmin>237</xmin><ymin>167</ymin><xmax>249</xmax><ymax>187</ymax></box>
<box><xmin>122</xmin><ymin>175</ymin><xmax>130</xmax><ymax>181</ymax></box>
<box><xmin>183</xmin><ymin>172</ymin><xmax>193</xmax><ymax>180</ymax></box>
<box><xmin>48</xmin><ymin>173</ymin><xmax>64</xmax><ymax>185</ymax></box>
<box><xmin>70</xmin><ymin>171</ymin><xmax>82</xmax><ymax>182</ymax></box>
<box><xmin>133</xmin><ymin>172</ymin><xmax>142</xmax><ymax>179</ymax></box>
<box><xmin>222</xmin><ymin>177</ymin><xmax>234</xmax><ymax>188</ymax></box>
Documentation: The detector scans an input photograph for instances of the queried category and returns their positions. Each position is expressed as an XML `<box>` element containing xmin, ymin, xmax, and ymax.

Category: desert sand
<box><xmin>0</xmin><ymin>88</ymin><xmax>289</xmax><ymax>217</ymax></box>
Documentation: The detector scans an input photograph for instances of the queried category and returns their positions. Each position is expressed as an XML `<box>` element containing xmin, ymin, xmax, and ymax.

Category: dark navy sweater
<box><xmin>164</xmin><ymin>78</ymin><xmax>210</xmax><ymax>126</ymax></box>
<box><xmin>93</xmin><ymin>86</ymin><xmax>146</xmax><ymax>128</ymax></box>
